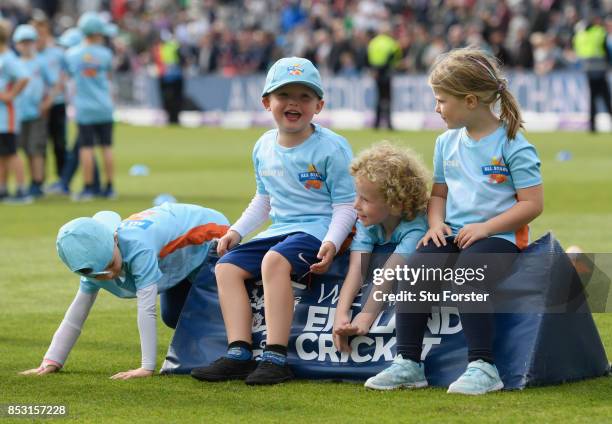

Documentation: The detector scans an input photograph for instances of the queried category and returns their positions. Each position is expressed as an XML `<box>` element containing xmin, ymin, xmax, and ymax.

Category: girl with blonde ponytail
<box><xmin>364</xmin><ymin>48</ymin><xmax>544</xmax><ymax>395</ymax></box>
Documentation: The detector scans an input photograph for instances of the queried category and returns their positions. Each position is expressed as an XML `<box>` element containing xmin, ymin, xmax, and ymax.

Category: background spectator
<box><xmin>2</xmin><ymin>0</ymin><xmax>611</xmax><ymax>78</ymax></box>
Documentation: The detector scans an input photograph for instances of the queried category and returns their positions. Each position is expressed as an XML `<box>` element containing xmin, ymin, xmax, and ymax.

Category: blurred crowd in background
<box><xmin>2</xmin><ymin>0</ymin><xmax>612</xmax><ymax>77</ymax></box>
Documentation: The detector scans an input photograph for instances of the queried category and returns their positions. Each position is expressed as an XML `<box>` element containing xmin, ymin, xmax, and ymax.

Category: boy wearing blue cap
<box><xmin>21</xmin><ymin>203</ymin><xmax>230</xmax><ymax>379</ymax></box>
<box><xmin>192</xmin><ymin>57</ymin><xmax>356</xmax><ymax>385</ymax></box>
<box><xmin>64</xmin><ymin>12</ymin><xmax>115</xmax><ymax>201</ymax></box>
<box><xmin>0</xmin><ymin>20</ymin><xmax>30</xmax><ymax>203</ymax></box>
<box><xmin>13</xmin><ymin>24</ymin><xmax>57</xmax><ymax>198</ymax></box>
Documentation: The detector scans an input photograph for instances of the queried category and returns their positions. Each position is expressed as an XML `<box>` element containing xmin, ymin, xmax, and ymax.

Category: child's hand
<box><xmin>217</xmin><ymin>230</ymin><xmax>241</xmax><ymax>256</ymax></box>
<box><xmin>334</xmin><ymin>312</ymin><xmax>375</xmax><ymax>337</ymax></box>
<box><xmin>20</xmin><ymin>360</ymin><xmax>62</xmax><ymax>376</ymax></box>
<box><xmin>310</xmin><ymin>241</ymin><xmax>336</xmax><ymax>274</ymax></box>
<box><xmin>110</xmin><ymin>367</ymin><xmax>154</xmax><ymax>380</ymax></box>
<box><xmin>418</xmin><ymin>223</ymin><xmax>452</xmax><ymax>248</ymax></box>
<box><xmin>333</xmin><ymin>313</ymin><xmax>352</xmax><ymax>353</ymax></box>
<box><xmin>455</xmin><ymin>223</ymin><xmax>490</xmax><ymax>249</ymax></box>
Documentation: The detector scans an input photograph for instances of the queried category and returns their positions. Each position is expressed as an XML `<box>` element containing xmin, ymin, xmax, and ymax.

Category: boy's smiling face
<box><xmin>262</xmin><ymin>83</ymin><xmax>324</xmax><ymax>140</ymax></box>
<box><xmin>353</xmin><ymin>177</ymin><xmax>395</xmax><ymax>227</ymax></box>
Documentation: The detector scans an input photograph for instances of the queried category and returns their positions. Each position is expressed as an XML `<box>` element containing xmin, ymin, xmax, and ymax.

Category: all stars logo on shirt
<box><xmin>481</xmin><ymin>157</ymin><xmax>509</xmax><ymax>184</ymax></box>
<box><xmin>81</xmin><ymin>53</ymin><xmax>99</xmax><ymax>77</ymax></box>
<box><xmin>299</xmin><ymin>164</ymin><xmax>323</xmax><ymax>189</ymax></box>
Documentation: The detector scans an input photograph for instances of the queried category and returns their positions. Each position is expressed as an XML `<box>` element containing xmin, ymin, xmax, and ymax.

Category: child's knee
<box><xmin>261</xmin><ymin>251</ymin><xmax>291</xmax><ymax>277</ymax></box>
<box><xmin>215</xmin><ymin>262</ymin><xmax>251</xmax><ymax>281</ymax></box>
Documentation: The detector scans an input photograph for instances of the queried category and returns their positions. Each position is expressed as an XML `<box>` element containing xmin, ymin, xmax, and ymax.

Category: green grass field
<box><xmin>1</xmin><ymin>124</ymin><xmax>611</xmax><ymax>423</ymax></box>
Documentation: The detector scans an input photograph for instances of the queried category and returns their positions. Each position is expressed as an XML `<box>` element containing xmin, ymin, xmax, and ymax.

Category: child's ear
<box><xmin>464</xmin><ymin>94</ymin><xmax>478</xmax><ymax>109</ymax></box>
<box><xmin>262</xmin><ymin>96</ymin><xmax>271</xmax><ymax>111</ymax></box>
<box><xmin>314</xmin><ymin>99</ymin><xmax>325</xmax><ymax>115</ymax></box>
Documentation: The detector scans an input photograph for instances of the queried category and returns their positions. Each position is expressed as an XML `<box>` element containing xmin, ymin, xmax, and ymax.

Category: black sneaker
<box><xmin>244</xmin><ymin>360</ymin><xmax>294</xmax><ymax>385</ymax></box>
<box><xmin>191</xmin><ymin>357</ymin><xmax>257</xmax><ymax>382</ymax></box>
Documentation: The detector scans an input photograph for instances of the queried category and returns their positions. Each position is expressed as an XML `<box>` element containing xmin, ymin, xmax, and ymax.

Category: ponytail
<box><xmin>498</xmin><ymin>86</ymin><xmax>524</xmax><ymax>140</ymax></box>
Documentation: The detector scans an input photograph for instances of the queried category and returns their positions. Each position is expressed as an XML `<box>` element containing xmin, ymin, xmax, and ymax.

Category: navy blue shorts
<box><xmin>78</xmin><ymin>122</ymin><xmax>113</xmax><ymax>147</ymax></box>
<box><xmin>217</xmin><ymin>232</ymin><xmax>321</xmax><ymax>280</ymax></box>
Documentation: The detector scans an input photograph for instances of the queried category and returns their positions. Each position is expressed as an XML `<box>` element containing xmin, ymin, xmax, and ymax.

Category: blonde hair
<box><xmin>0</xmin><ymin>20</ymin><xmax>11</xmax><ymax>45</ymax></box>
<box><xmin>428</xmin><ymin>47</ymin><xmax>524</xmax><ymax>140</ymax></box>
<box><xmin>351</xmin><ymin>142</ymin><xmax>430</xmax><ymax>221</ymax></box>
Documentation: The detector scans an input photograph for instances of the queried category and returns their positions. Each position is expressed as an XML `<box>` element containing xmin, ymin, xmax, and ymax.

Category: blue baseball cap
<box><xmin>78</xmin><ymin>11</ymin><xmax>116</xmax><ymax>37</ymax></box>
<box><xmin>56</xmin><ymin>211</ymin><xmax>122</xmax><ymax>277</ymax></box>
<box><xmin>13</xmin><ymin>24</ymin><xmax>38</xmax><ymax>43</ymax></box>
<box><xmin>58</xmin><ymin>28</ymin><xmax>83</xmax><ymax>48</ymax></box>
<box><xmin>262</xmin><ymin>57</ymin><xmax>324</xmax><ymax>98</ymax></box>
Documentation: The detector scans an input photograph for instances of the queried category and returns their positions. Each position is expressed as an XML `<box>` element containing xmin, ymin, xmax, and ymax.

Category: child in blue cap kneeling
<box><xmin>21</xmin><ymin>203</ymin><xmax>229</xmax><ymax>380</ymax></box>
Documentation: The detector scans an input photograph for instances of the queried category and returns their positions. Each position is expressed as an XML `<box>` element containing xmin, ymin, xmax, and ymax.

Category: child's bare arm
<box><xmin>335</xmin><ymin>253</ymin><xmax>406</xmax><ymax>344</ymax></box>
<box><xmin>336</xmin><ymin>251</ymin><xmax>369</xmax><ymax>316</ymax></box>
<box><xmin>456</xmin><ymin>185</ymin><xmax>543</xmax><ymax>249</ymax></box>
<box><xmin>419</xmin><ymin>183</ymin><xmax>452</xmax><ymax>247</ymax></box>
<box><xmin>0</xmin><ymin>78</ymin><xmax>28</xmax><ymax>103</ymax></box>
<box><xmin>333</xmin><ymin>251</ymin><xmax>369</xmax><ymax>352</ymax></box>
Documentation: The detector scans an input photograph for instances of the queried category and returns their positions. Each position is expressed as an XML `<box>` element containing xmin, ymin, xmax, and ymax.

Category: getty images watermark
<box><xmin>372</xmin><ymin>263</ymin><xmax>490</xmax><ymax>303</ymax></box>
<box><xmin>360</xmin><ymin>252</ymin><xmax>612</xmax><ymax>314</ymax></box>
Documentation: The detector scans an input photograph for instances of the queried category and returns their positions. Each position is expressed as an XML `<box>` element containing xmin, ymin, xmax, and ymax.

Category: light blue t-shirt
<box><xmin>16</xmin><ymin>55</ymin><xmax>55</xmax><ymax>121</ymax></box>
<box><xmin>40</xmin><ymin>45</ymin><xmax>65</xmax><ymax>104</ymax></box>
<box><xmin>79</xmin><ymin>203</ymin><xmax>230</xmax><ymax>298</ymax></box>
<box><xmin>64</xmin><ymin>43</ymin><xmax>113</xmax><ymax>124</ymax></box>
<box><xmin>0</xmin><ymin>49</ymin><xmax>28</xmax><ymax>133</ymax></box>
<box><xmin>351</xmin><ymin>215</ymin><xmax>428</xmax><ymax>258</ymax></box>
<box><xmin>252</xmin><ymin>124</ymin><xmax>356</xmax><ymax>241</ymax></box>
<box><xmin>433</xmin><ymin>126</ymin><xmax>542</xmax><ymax>248</ymax></box>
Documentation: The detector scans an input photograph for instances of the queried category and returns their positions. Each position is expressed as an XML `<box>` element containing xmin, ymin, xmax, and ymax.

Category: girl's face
<box><xmin>433</xmin><ymin>88</ymin><xmax>471</xmax><ymax>129</ymax></box>
<box><xmin>353</xmin><ymin>177</ymin><xmax>395</xmax><ymax>227</ymax></box>
<box><xmin>93</xmin><ymin>243</ymin><xmax>123</xmax><ymax>281</ymax></box>
<box><xmin>262</xmin><ymin>83</ymin><xmax>324</xmax><ymax>139</ymax></box>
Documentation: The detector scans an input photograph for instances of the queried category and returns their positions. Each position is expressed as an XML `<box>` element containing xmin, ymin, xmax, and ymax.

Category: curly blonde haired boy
<box><xmin>333</xmin><ymin>141</ymin><xmax>430</xmax><ymax>352</ymax></box>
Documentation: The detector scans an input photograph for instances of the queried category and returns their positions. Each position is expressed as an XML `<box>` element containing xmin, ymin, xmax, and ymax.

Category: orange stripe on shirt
<box><xmin>159</xmin><ymin>223</ymin><xmax>229</xmax><ymax>258</ymax></box>
<box><xmin>515</xmin><ymin>224</ymin><xmax>529</xmax><ymax>250</ymax></box>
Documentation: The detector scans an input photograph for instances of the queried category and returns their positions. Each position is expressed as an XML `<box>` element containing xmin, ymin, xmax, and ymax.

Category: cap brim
<box><xmin>262</xmin><ymin>80</ymin><xmax>323</xmax><ymax>98</ymax></box>
<box><xmin>76</xmin><ymin>269</ymin><xmax>112</xmax><ymax>278</ymax></box>
<box><xmin>92</xmin><ymin>211</ymin><xmax>121</xmax><ymax>233</ymax></box>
